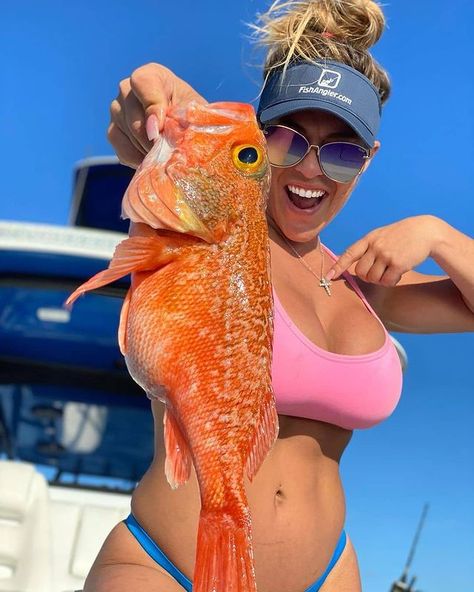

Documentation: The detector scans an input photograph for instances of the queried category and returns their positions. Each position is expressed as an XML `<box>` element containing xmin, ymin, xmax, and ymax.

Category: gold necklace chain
<box><xmin>269</xmin><ymin>220</ymin><xmax>333</xmax><ymax>296</ymax></box>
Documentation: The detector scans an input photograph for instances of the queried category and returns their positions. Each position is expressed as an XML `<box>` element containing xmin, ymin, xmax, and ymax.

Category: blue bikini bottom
<box><xmin>124</xmin><ymin>513</ymin><xmax>347</xmax><ymax>591</ymax></box>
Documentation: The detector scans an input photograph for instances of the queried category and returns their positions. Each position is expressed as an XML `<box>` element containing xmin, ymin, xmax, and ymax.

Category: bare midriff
<box><xmin>131</xmin><ymin>404</ymin><xmax>352</xmax><ymax>592</ymax></box>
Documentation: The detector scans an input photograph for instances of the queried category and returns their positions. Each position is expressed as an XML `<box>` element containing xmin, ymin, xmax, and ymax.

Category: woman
<box><xmin>87</xmin><ymin>1</ymin><xmax>474</xmax><ymax>590</ymax></box>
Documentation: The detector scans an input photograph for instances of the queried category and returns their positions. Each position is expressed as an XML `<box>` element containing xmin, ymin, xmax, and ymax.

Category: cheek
<box><xmin>267</xmin><ymin>168</ymin><xmax>284</xmax><ymax>207</ymax></box>
<box><xmin>269</xmin><ymin>166</ymin><xmax>290</xmax><ymax>197</ymax></box>
<box><xmin>328</xmin><ymin>183</ymin><xmax>356</xmax><ymax>216</ymax></box>
<box><xmin>340</xmin><ymin>178</ymin><xmax>359</xmax><ymax>202</ymax></box>
<box><xmin>337</xmin><ymin>185</ymin><xmax>353</xmax><ymax>203</ymax></box>
<box><xmin>269</xmin><ymin>167</ymin><xmax>282</xmax><ymax>192</ymax></box>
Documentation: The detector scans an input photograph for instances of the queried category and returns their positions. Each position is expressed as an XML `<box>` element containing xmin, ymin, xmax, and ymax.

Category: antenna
<box><xmin>389</xmin><ymin>503</ymin><xmax>429</xmax><ymax>592</ymax></box>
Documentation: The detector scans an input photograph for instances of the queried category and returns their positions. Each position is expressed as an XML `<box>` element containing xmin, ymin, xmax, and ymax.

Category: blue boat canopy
<box><xmin>69</xmin><ymin>156</ymin><xmax>135</xmax><ymax>233</ymax></box>
<box><xmin>0</xmin><ymin>158</ymin><xmax>153</xmax><ymax>490</ymax></box>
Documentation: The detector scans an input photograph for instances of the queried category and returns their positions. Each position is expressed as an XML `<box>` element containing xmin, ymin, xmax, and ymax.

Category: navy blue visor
<box><xmin>257</xmin><ymin>60</ymin><xmax>381</xmax><ymax>148</ymax></box>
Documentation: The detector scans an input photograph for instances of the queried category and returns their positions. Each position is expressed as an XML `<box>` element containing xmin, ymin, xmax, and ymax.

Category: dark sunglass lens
<box><xmin>319</xmin><ymin>143</ymin><xmax>367</xmax><ymax>183</ymax></box>
<box><xmin>265</xmin><ymin>126</ymin><xmax>309</xmax><ymax>167</ymax></box>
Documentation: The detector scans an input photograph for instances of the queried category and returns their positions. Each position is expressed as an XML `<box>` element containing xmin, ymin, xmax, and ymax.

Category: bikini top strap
<box><xmin>322</xmin><ymin>243</ymin><xmax>385</xmax><ymax>324</ymax></box>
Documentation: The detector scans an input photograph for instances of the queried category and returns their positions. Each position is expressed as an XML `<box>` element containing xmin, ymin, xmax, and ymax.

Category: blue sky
<box><xmin>1</xmin><ymin>1</ymin><xmax>473</xmax><ymax>590</ymax></box>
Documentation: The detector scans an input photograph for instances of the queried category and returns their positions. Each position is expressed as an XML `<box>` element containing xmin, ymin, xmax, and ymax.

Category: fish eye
<box><xmin>232</xmin><ymin>144</ymin><xmax>264</xmax><ymax>174</ymax></box>
<box><xmin>238</xmin><ymin>147</ymin><xmax>259</xmax><ymax>164</ymax></box>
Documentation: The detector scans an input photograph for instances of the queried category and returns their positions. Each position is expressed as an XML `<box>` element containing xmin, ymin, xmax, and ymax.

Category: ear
<box><xmin>361</xmin><ymin>140</ymin><xmax>381</xmax><ymax>174</ymax></box>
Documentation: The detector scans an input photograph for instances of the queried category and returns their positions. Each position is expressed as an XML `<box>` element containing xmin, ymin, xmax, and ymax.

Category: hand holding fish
<box><xmin>108</xmin><ymin>63</ymin><xmax>206</xmax><ymax>168</ymax></box>
<box><xmin>326</xmin><ymin>215</ymin><xmax>441</xmax><ymax>285</ymax></box>
<box><xmin>68</xmin><ymin>102</ymin><xmax>277</xmax><ymax>592</ymax></box>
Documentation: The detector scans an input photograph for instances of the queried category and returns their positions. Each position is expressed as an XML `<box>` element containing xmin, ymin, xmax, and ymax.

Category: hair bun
<box><xmin>253</xmin><ymin>0</ymin><xmax>385</xmax><ymax>53</ymax></box>
<box><xmin>319</xmin><ymin>0</ymin><xmax>385</xmax><ymax>51</ymax></box>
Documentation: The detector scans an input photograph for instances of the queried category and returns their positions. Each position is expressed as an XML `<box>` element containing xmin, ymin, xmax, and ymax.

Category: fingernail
<box><xmin>146</xmin><ymin>114</ymin><xmax>160</xmax><ymax>142</ymax></box>
<box><xmin>157</xmin><ymin>106</ymin><xmax>165</xmax><ymax>129</ymax></box>
<box><xmin>325</xmin><ymin>269</ymin><xmax>336</xmax><ymax>281</ymax></box>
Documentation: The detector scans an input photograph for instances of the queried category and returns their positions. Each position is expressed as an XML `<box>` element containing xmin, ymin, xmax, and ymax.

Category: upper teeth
<box><xmin>288</xmin><ymin>185</ymin><xmax>326</xmax><ymax>199</ymax></box>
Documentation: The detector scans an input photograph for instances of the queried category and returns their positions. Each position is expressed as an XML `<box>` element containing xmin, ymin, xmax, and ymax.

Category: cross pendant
<box><xmin>319</xmin><ymin>278</ymin><xmax>332</xmax><ymax>296</ymax></box>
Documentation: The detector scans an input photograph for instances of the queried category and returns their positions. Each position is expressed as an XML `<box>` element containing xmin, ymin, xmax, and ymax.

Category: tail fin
<box><xmin>193</xmin><ymin>509</ymin><xmax>257</xmax><ymax>592</ymax></box>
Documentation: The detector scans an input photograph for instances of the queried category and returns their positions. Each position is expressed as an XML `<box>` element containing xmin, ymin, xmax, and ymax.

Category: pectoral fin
<box><xmin>163</xmin><ymin>407</ymin><xmax>193</xmax><ymax>489</ymax></box>
<box><xmin>118</xmin><ymin>288</ymin><xmax>132</xmax><ymax>355</ymax></box>
<box><xmin>245</xmin><ymin>390</ymin><xmax>279</xmax><ymax>482</ymax></box>
<box><xmin>65</xmin><ymin>235</ymin><xmax>175</xmax><ymax>308</ymax></box>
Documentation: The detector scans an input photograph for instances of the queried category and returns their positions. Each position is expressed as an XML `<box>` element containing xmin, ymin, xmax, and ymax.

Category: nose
<box><xmin>294</xmin><ymin>145</ymin><xmax>324</xmax><ymax>179</ymax></box>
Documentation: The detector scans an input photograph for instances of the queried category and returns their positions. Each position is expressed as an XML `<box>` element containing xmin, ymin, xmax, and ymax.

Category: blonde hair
<box><xmin>250</xmin><ymin>0</ymin><xmax>391</xmax><ymax>103</ymax></box>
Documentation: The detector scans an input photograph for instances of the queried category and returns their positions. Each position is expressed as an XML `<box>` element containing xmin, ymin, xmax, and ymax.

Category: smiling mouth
<box><xmin>286</xmin><ymin>185</ymin><xmax>328</xmax><ymax>210</ymax></box>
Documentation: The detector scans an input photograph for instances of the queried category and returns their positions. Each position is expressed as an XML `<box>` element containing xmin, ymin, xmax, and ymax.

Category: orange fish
<box><xmin>66</xmin><ymin>102</ymin><xmax>279</xmax><ymax>592</ymax></box>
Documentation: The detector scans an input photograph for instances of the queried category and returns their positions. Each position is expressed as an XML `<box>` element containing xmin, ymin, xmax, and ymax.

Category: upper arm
<box><xmin>350</xmin><ymin>267</ymin><xmax>474</xmax><ymax>334</ymax></box>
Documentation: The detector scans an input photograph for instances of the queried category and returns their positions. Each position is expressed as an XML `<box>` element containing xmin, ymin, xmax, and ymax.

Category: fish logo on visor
<box><xmin>317</xmin><ymin>69</ymin><xmax>341</xmax><ymax>89</ymax></box>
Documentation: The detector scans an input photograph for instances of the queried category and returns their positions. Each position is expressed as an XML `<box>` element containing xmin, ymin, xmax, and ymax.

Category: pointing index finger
<box><xmin>326</xmin><ymin>239</ymin><xmax>369</xmax><ymax>280</ymax></box>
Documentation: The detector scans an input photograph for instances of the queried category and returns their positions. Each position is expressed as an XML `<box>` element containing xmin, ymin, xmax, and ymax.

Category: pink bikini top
<box><xmin>271</xmin><ymin>244</ymin><xmax>403</xmax><ymax>430</ymax></box>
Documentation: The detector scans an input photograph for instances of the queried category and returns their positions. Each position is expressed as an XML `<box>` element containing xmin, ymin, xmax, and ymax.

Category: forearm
<box><xmin>430</xmin><ymin>216</ymin><xmax>474</xmax><ymax>313</ymax></box>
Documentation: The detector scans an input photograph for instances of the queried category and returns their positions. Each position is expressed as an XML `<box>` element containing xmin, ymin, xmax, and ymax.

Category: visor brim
<box><xmin>258</xmin><ymin>99</ymin><xmax>375</xmax><ymax>148</ymax></box>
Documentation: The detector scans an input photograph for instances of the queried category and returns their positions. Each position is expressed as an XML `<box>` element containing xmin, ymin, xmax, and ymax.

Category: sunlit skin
<box><xmin>266</xmin><ymin>110</ymin><xmax>380</xmax><ymax>252</ymax></box>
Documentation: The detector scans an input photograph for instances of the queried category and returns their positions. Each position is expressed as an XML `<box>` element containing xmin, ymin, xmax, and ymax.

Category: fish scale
<box><xmin>66</xmin><ymin>101</ymin><xmax>278</xmax><ymax>592</ymax></box>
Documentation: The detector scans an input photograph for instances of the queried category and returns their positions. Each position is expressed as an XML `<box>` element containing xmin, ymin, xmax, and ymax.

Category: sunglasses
<box><xmin>263</xmin><ymin>124</ymin><xmax>371</xmax><ymax>183</ymax></box>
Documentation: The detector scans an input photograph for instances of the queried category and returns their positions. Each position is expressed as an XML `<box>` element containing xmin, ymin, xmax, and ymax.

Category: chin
<box><xmin>275</xmin><ymin>216</ymin><xmax>326</xmax><ymax>243</ymax></box>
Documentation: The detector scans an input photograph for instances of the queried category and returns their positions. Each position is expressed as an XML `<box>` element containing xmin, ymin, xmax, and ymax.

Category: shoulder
<box><xmin>344</xmin><ymin>264</ymin><xmax>386</xmax><ymax>318</ymax></box>
<box><xmin>342</xmin><ymin>264</ymin><xmax>429</xmax><ymax>322</ymax></box>
<box><xmin>345</xmin><ymin>266</ymin><xmax>474</xmax><ymax>333</ymax></box>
